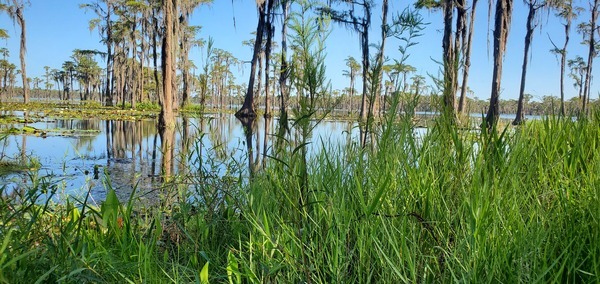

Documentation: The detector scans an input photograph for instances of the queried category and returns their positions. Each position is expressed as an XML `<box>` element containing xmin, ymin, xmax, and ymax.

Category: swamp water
<box><xmin>0</xmin><ymin>113</ymin><xmax>363</xmax><ymax>205</ymax></box>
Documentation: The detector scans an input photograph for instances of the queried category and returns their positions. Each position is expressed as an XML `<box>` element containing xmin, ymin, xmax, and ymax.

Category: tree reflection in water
<box><xmin>237</xmin><ymin>115</ymin><xmax>257</xmax><ymax>178</ymax></box>
<box><xmin>159</xmin><ymin>117</ymin><xmax>175</xmax><ymax>181</ymax></box>
<box><xmin>0</xmin><ymin>113</ymin><xmax>354</xmax><ymax>205</ymax></box>
<box><xmin>261</xmin><ymin>116</ymin><xmax>273</xmax><ymax>169</ymax></box>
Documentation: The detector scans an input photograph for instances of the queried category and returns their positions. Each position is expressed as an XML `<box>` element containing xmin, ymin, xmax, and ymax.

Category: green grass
<box><xmin>0</xmin><ymin>152</ymin><xmax>41</xmax><ymax>176</ymax></box>
<box><xmin>0</xmin><ymin>111</ymin><xmax>599</xmax><ymax>283</ymax></box>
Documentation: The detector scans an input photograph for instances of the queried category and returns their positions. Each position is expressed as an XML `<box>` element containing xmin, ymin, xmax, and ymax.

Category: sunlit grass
<box><xmin>232</xmin><ymin>112</ymin><xmax>600</xmax><ymax>283</ymax></box>
<box><xmin>0</xmin><ymin>110</ymin><xmax>599</xmax><ymax>282</ymax></box>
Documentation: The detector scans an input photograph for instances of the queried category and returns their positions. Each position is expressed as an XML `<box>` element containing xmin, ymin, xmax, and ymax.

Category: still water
<box><xmin>0</xmin><ymin>113</ymin><xmax>359</xmax><ymax>204</ymax></box>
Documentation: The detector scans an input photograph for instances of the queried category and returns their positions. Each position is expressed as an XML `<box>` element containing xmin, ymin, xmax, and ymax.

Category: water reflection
<box><xmin>178</xmin><ymin>116</ymin><xmax>192</xmax><ymax>182</ymax></box>
<box><xmin>238</xmin><ymin>116</ymin><xmax>260</xmax><ymax>178</ymax></box>
<box><xmin>0</xmin><ymin>113</ymin><xmax>358</xmax><ymax>204</ymax></box>
<box><xmin>159</xmin><ymin>121</ymin><xmax>176</xmax><ymax>180</ymax></box>
<box><xmin>262</xmin><ymin>116</ymin><xmax>273</xmax><ymax>169</ymax></box>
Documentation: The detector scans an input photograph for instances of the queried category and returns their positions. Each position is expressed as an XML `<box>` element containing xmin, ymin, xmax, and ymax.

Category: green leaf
<box><xmin>227</xmin><ymin>251</ymin><xmax>241</xmax><ymax>284</ymax></box>
<box><xmin>35</xmin><ymin>266</ymin><xmax>59</xmax><ymax>284</ymax></box>
<box><xmin>200</xmin><ymin>261</ymin><xmax>209</xmax><ymax>284</ymax></box>
<box><xmin>0</xmin><ymin>29</ymin><xmax>9</xmax><ymax>39</ymax></box>
<box><xmin>366</xmin><ymin>171</ymin><xmax>391</xmax><ymax>216</ymax></box>
<box><xmin>1</xmin><ymin>231</ymin><xmax>38</xmax><ymax>271</ymax></box>
<box><xmin>101</xmin><ymin>188</ymin><xmax>120</xmax><ymax>227</ymax></box>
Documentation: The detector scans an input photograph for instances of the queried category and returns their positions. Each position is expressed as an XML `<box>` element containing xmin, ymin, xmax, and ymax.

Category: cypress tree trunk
<box><xmin>16</xmin><ymin>5</ymin><xmax>28</xmax><ymax>103</ymax></box>
<box><xmin>358</xmin><ymin>4</ymin><xmax>371</xmax><ymax>147</ymax></box>
<box><xmin>159</xmin><ymin>0</ymin><xmax>175</xmax><ymax>132</ymax></box>
<box><xmin>486</xmin><ymin>0</ymin><xmax>513</xmax><ymax>127</ymax></box>
<box><xmin>236</xmin><ymin>0</ymin><xmax>267</xmax><ymax>118</ymax></box>
<box><xmin>277</xmin><ymin>0</ymin><xmax>291</xmax><ymax>139</ymax></box>
<box><xmin>513</xmin><ymin>2</ymin><xmax>537</xmax><ymax>125</ymax></box>
<box><xmin>558</xmin><ymin>1</ymin><xmax>571</xmax><ymax>116</ymax></box>
<box><xmin>264</xmin><ymin>0</ymin><xmax>275</xmax><ymax>118</ymax></box>
<box><xmin>442</xmin><ymin>0</ymin><xmax>456</xmax><ymax>118</ymax></box>
<box><xmin>458</xmin><ymin>0</ymin><xmax>478</xmax><ymax>114</ymax></box>
<box><xmin>582</xmin><ymin>0</ymin><xmax>598</xmax><ymax>116</ymax></box>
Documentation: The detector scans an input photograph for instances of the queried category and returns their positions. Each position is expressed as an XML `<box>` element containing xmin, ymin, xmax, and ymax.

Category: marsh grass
<box><xmin>0</xmin><ymin>108</ymin><xmax>599</xmax><ymax>282</ymax></box>
<box><xmin>0</xmin><ymin>136</ymin><xmax>41</xmax><ymax>176</ymax></box>
<box><xmin>232</xmin><ymin>110</ymin><xmax>600</xmax><ymax>283</ymax></box>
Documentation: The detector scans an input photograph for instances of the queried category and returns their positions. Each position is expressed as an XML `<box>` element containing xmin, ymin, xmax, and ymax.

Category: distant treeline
<box><xmin>1</xmin><ymin>0</ymin><xmax>598</xmax><ymax>126</ymax></box>
<box><xmin>1</xmin><ymin>86</ymin><xmax>593</xmax><ymax>118</ymax></box>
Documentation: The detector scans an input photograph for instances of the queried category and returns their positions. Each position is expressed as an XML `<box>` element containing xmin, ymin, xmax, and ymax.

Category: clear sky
<box><xmin>0</xmin><ymin>0</ymin><xmax>596</xmax><ymax>103</ymax></box>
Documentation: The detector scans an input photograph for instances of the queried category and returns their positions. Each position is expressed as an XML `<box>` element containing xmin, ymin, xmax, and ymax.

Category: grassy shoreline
<box><xmin>1</xmin><ymin>107</ymin><xmax>599</xmax><ymax>282</ymax></box>
<box><xmin>0</xmin><ymin>101</ymin><xmax>516</xmax><ymax>127</ymax></box>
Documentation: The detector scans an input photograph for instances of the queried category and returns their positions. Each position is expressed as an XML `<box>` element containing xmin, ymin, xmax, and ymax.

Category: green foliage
<box><xmin>289</xmin><ymin>0</ymin><xmax>331</xmax><ymax>118</ymax></box>
<box><xmin>1</xmin><ymin>111</ymin><xmax>600</xmax><ymax>282</ymax></box>
<box><xmin>0</xmin><ymin>28</ymin><xmax>8</xmax><ymax>39</ymax></box>
<box><xmin>134</xmin><ymin>101</ymin><xmax>161</xmax><ymax>111</ymax></box>
<box><xmin>282</xmin><ymin>0</ymin><xmax>335</xmax><ymax>226</ymax></box>
<box><xmin>0</xmin><ymin>146</ymin><xmax>40</xmax><ymax>176</ymax></box>
<box><xmin>232</xmin><ymin>111</ymin><xmax>600</xmax><ymax>283</ymax></box>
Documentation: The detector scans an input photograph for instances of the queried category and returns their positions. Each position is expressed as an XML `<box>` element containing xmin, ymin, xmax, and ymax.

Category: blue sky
<box><xmin>0</xmin><ymin>0</ymin><xmax>596</xmax><ymax>103</ymax></box>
